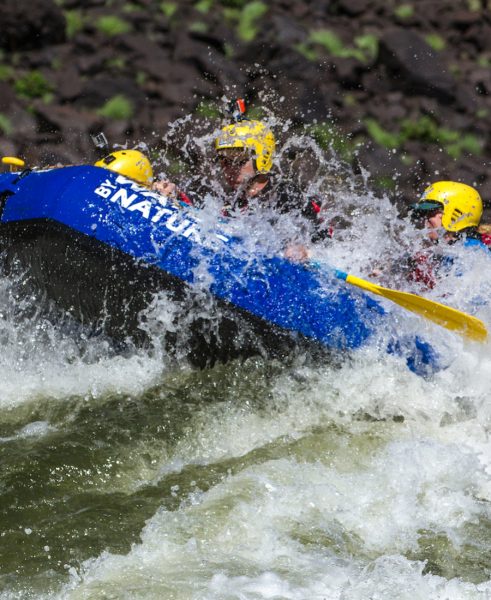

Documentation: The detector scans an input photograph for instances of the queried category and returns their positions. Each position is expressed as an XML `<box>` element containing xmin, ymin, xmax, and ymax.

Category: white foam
<box><xmin>0</xmin><ymin>420</ymin><xmax>55</xmax><ymax>442</ymax></box>
<box><xmin>2</xmin><ymin>104</ymin><xmax>491</xmax><ymax>599</ymax></box>
<box><xmin>59</xmin><ymin>433</ymin><xmax>490</xmax><ymax>599</ymax></box>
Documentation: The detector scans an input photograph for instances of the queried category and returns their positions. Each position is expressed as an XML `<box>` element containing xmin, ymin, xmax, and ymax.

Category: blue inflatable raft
<box><xmin>0</xmin><ymin>165</ymin><xmax>439</xmax><ymax>374</ymax></box>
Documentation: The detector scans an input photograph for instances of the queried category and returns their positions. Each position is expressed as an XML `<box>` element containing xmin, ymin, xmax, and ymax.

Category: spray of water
<box><xmin>0</xmin><ymin>96</ymin><xmax>490</xmax><ymax>599</ymax></box>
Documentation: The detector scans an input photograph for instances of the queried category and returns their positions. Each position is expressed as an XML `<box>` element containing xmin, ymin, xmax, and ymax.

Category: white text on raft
<box><xmin>93</xmin><ymin>175</ymin><xmax>229</xmax><ymax>245</ymax></box>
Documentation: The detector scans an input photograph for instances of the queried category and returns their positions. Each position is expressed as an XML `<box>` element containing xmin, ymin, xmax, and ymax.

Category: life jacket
<box><xmin>407</xmin><ymin>231</ymin><xmax>489</xmax><ymax>290</ymax></box>
<box><xmin>480</xmin><ymin>232</ymin><xmax>491</xmax><ymax>246</ymax></box>
<box><xmin>178</xmin><ymin>190</ymin><xmax>193</xmax><ymax>207</ymax></box>
<box><xmin>406</xmin><ymin>251</ymin><xmax>437</xmax><ymax>290</ymax></box>
<box><xmin>220</xmin><ymin>179</ymin><xmax>333</xmax><ymax>240</ymax></box>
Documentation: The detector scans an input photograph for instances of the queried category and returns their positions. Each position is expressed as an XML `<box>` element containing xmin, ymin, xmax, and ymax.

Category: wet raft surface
<box><xmin>0</xmin><ymin>166</ymin><xmax>412</xmax><ymax>371</ymax></box>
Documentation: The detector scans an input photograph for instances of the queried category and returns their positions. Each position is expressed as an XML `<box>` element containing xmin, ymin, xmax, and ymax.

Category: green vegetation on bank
<box><xmin>394</xmin><ymin>4</ymin><xmax>414</xmax><ymax>19</ymax></box>
<box><xmin>95</xmin><ymin>15</ymin><xmax>132</xmax><ymax>36</ymax></box>
<box><xmin>65</xmin><ymin>10</ymin><xmax>84</xmax><ymax>38</ymax></box>
<box><xmin>97</xmin><ymin>95</ymin><xmax>134</xmax><ymax>120</ymax></box>
<box><xmin>105</xmin><ymin>57</ymin><xmax>127</xmax><ymax>71</ymax></box>
<box><xmin>303</xmin><ymin>114</ymin><xmax>482</xmax><ymax>187</ymax></box>
<box><xmin>122</xmin><ymin>3</ymin><xmax>141</xmax><ymax>12</ymax></box>
<box><xmin>296</xmin><ymin>30</ymin><xmax>378</xmax><ymax>63</ymax></box>
<box><xmin>306</xmin><ymin>122</ymin><xmax>360</xmax><ymax>162</ymax></box>
<box><xmin>0</xmin><ymin>64</ymin><xmax>13</xmax><ymax>82</ymax></box>
<box><xmin>425</xmin><ymin>33</ymin><xmax>446</xmax><ymax>52</ymax></box>
<box><xmin>160</xmin><ymin>2</ymin><xmax>178</xmax><ymax>18</ymax></box>
<box><xmin>365</xmin><ymin>116</ymin><xmax>483</xmax><ymax>159</ymax></box>
<box><xmin>189</xmin><ymin>21</ymin><xmax>209</xmax><ymax>33</ymax></box>
<box><xmin>237</xmin><ymin>1</ymin><xmax>268</xmax><ymax>41</ymax></box>
<box><xmin>14</xmin><ymin>71</ymin><xmax>53</xmax><ymax>100</ymax></box>
<box><xmin>195</xmin><ymin>101</ymin><xmax>221</xmax><ymax>118</ymax></box>
<box><xmin>223</xmin><ymin>1</ymin><xmax>268</xmax><ymax>42</ymax></box>
<box><xmin>373</xmin><ymin>175</ymin><xmax>397</xmax><ymax>191</ymax></box>
<box><xmin>195</xmin><ymin>0</ymin><xmax>214</xmax><ymax>13</ymax></box>
<box><xmin>136</xmin><ymin>71</ymin><xmax>147</xmax><ymax>86</ymax></box>
<box><xmin>0</xmin><ymin>113</ymin><xmax>13</xmax><ymax>135</ymax></box>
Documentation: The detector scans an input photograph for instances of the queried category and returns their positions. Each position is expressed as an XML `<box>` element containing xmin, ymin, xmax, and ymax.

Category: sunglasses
<box><xmin>410</xmin><ymin>208</ymin><xmax>442</xmax><ymax>228</ymax></box>
<box><xmin>217</xmin><ymin>152</ymin><xmax>251</xmax><ymax>168</ymax></box>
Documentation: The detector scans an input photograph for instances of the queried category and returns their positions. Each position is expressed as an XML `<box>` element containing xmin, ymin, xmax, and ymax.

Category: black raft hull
<box><xmin>0</xmin><ymin>166</ymin><xmax>440</xmax><ymax>375</ymax></box>
<box><xmin>0</xmin><ymin>218</ymin><xmax>320</xmax><ymax>367</ymax></box>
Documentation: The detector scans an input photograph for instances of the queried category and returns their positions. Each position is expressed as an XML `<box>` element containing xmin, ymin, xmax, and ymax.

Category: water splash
<box><xmin>0</xmin><ymin>101</ymin><xmax>490</xmax><ymax>599</ymax></box>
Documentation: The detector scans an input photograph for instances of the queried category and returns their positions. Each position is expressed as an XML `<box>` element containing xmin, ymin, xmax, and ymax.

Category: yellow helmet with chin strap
<box><xmin>94</xmin><ymin>149</ymin><xmax>153</xmax><ymax>186</ymax></box>
<box><xmin>415</xmin><ymin>181</ymin><xmax>483</xmax><ymax>232</ymax></box>
<box><xmin>215</xmin><ymin>119</ymin><xmax>275</xmax><ymax>174</ymax></box>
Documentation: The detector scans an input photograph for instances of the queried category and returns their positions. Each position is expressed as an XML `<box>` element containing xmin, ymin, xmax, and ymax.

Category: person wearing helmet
<box><xmin>214</xmin><ymin>119</ymin><xmax>274</xmax><ymax>200</ymax></box>
<box><xmin>94</xmin><ymin>149</ymin><xmax>154</xmax><ymax>187</ymax></box>
<box><xmin>407</xmin><ymin>181</ymin><xmax>489</xmax><ymax>289</ymax></box>
<box><xmin>412</xmin><ymin>181</ymin><xmax>484</xmax><ymax>241</ymax></box>
<box><xmin>152</xmin><ymin>112</ymin><xmax>329</xmax><ymax>259</ymax></box>
<box><xmin>213</xmin><ymin>117</ymin><xmax>329</xmax><ymax>259</ymax></box>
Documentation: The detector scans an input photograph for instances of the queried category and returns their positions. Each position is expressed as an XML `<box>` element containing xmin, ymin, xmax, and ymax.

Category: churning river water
<box><xmin>0</xmin><ymin>120</ymin><xmax>491</xmax><ymax>598</ymax></box>
<box><xmin>1</xmin><ymin>290</ymin><xmax>491</xmax><ymax>600</ymax></box>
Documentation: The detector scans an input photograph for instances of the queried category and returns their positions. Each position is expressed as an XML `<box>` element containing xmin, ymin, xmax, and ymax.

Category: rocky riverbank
<box><xmin>0</xmin><ymin>0</ymin><xmax>490</xmax><ymax>205</ymax></box>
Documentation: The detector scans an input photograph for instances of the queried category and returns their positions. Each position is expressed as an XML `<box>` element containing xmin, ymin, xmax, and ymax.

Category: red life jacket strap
<box><xmin>178</xmin><ymin>191</ymin><xmax>193</xmax><ymax>206</ymax></box>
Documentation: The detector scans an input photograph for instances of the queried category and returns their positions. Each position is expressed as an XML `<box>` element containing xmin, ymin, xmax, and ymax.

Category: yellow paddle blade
<box><xmin>345</xmin><ymin>273</ymin><xmax>488</xmax><ymax>343</ymax></box>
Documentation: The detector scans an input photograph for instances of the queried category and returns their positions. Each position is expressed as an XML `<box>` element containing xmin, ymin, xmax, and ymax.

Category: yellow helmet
<box><xmin>215</xmin><ymin>120</ymin><xmax>275</xmax><ymax>173</ymax></box>
<box><xmin>415</xmin><ymin>181</ymin><xmax>483</xmax><ymax>232</ymax></box>
<box><xmin>94</xmin><ymin>150</ymin><xmax>153</xmax><ymax>186</ymax></box>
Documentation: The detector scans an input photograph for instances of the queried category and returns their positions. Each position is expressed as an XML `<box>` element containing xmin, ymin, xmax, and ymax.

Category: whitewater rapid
<box><xmin>1</xmin><ymin>276</ymin><xmax>490</xmax><ymax>599</ymax></box>
<box><xmin>0</xmin><ymin>111</ymin><xmax>490</xmax><ymax>599</ymax></box>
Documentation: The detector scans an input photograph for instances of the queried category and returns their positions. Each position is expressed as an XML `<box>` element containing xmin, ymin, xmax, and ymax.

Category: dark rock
<box><xmin>32</xmin><ymin>103</ymin><xmax>101</xmax><ymax>137</ymax></box>
<box><xmin>269</xmin><ymin>15</ymin><xmax>306</xmax><ymax>47</ymax></box>
<box><xmin>54</xmin><ymin>65</ymin><xmax>84</xmax><ymax>102</ymax></box>
<box><xmin>174</xmin><ymin>33</ymin><xmax>246</xmax><ymax>89</ymax></box>
<box><xmin>292</xmin><ymin>3</ymin><xmax>310</xmax><ymax>19</ymax></box>
<box><xmin>469</xmin><ymin>67</ymin><xmax>491</xmax><ymax>95</ymax></box>
<box><xmin>477</xmin><ymin>178</ymin><xmax>491</xmax><ymax>205</ymax></box>
<box><xmin>0</xmin><ymin>139</ymin><xmax>18</xmax><ymax>158</ymax></box>
<box><xmin>22</xmin><ymin>45</ymin><xmax>63</xmax><ymax>70</ymax></box>
<box><xmin>159</xmin><ymin>82</ymin><xmax>199</xmax><ymax>106</ymax></box>
<box><xmin>0</xmin><ymin>0</ymin><xmax>66</xmax><ymax>51</ymax></box>
<box><xmin>0</xmin><ymin>82</ymin><xmax>16</xmax><ymax>112</ymax></box>
<box><xmin>73</xmin><ymin>34</ymin><xmax>100</xmax><ymax>55</ymax></box>
<box><xmin>116</xmin><ymin>34</ymin><xmax>173</xmax><ymax>82</ymax></box>
<box><xmin>336</xmin><ymin>0</ymin><xmax>373</xmax><ymax>17</ymax></box>
<box><xmin>418</xmin><ymin>97</ymin><xmax>439</xmax><ymax>117</ymax></box>
<box><xmin>102</xmin><ymin>120</ymin><xmax>134</xmax><ymax>143</ymax></box>
<box><xmin>449</xmin><ymin>10</ymin><xmax>482</xmax><ymax>28</ymax></box>
<box><xmin>356</xmin><ymin>141</ymin><xmax>403</xmax><ymax>179</ymax></box>
<box><xmin>63</xmin><ymin>0</ymin><xmax>105</xmax><ymax>6</ymax></box>
<box><xmin>35</xmin><ymin>143</ymin><xmax>85</xmax><ymax>166</ymax></box>
<box><xmin>76</xmin><ymin>49</ymin><xmax>115</xmax><ymax>76</ymax></box>
<box><xmin>361</xmin><ymin>67</ymin><xmax>394</xmax><ymax>95</ymax></box>
<box><xmin>376</xmin><ymin>92</ymin><xmax>407</xmax><ymax>122</ymax></box>
<box><xmin>0</xmin><ymin>0</ymin><xmax>489</xmax><ymax>201</ymax></box>
<box><xmin>379</xmin><ymin>29</ymin><xmax>456</xmax><ymax>102</ymax></box>
<box><xmin>331</xmin><ymin>57</ymin><xmax>364</xmax><ymax>88</ymax></box>
<box><xmin>5</xmin><ymin>108</ymin><xmax>37</xmax><ymax>140</ymax></box>
<box><xmin>454</xmin><ymin>84</ymin><xmax>477</xmax><ymax>112</ymax></box>
<box><xmin>152</xmin><ymin>106</ymin><xmax>189</xmax><ymax>133</ymax></box>
<box><xmin>73</xmin><ymin>76</ymin><xmax>147</xmax><ymax>111</ymax></box>
<box><xmin>465</xmin><ymin>24</ymin><xmax>491</xmax><ymax>53</ymax></box>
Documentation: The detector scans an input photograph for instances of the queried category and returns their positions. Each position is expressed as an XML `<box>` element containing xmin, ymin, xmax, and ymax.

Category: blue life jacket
<box><xmin>463</xmin><ymin>236</ymin><xmax>489</xmax><ymax>251</ymax></box>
